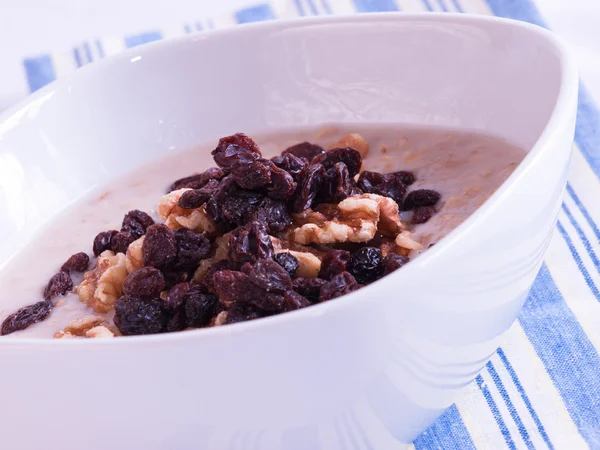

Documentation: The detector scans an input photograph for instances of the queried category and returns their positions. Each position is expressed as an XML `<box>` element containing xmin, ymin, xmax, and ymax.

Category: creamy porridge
<box><xmin>0</xmin><ymin>125</ymin><xmax>524</xmax><ymax>338</ymax></box>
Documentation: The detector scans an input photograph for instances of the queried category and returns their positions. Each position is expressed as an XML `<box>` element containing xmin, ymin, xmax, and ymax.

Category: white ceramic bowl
<box><xmin>0</xmin><ymin>13</ymin><xmax>577</xmax><ymax>450</ymax></box>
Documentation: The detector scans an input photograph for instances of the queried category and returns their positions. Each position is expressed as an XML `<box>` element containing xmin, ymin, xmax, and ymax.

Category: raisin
<box><xmin>252</xmin><ymin>198</ymin><xmax>292</xmax><ymax>233</ymax></box>
<box><xmin>319</xmin><ymin>272</ymin><xmax>360</xmax><ymax>301</ymax></box>
<box><xmin>282</xmin><ymin>142</ymin><xmax>324</xmax><ymax>160</ymax></box>
<box><xmin>60</xmin><ymin>252</ymin><xmax>89</xmax><ymax>273</ymax></box>
<box><xmin>161</xmin><ymin>269</ymin><xmax>193</xmax><ymax>290</ymax></box>
<box><xmin>319</xmin><ymin>162</ymin><xmax>356</xmax><ymax>203</ymax></box>
<box><xmin>267</xmin><ymin>162</ymin><xmax>297</xmax><ymax>201</ymax></box>
<box><xmin>123</xmin><ymin>267</ymin><xmax>166</xmax><ymax>298</ymax></box>
<box><xmin>348</xmin><ymin>247</ymin><xmax>384</xmax><ymax>285</ymax></box>
<box><xmin>93</xmin><ymin>230</ymin><xmax>118</xmax><ymax>256</ymax></box>
<box><xmin>312</xmin><ymin>147</ymin><xmax>362</xmax><ymax>177</ymax></box>
<box><xmin>177</xmin><ymin>179</ymin><xmax>220</xmax><ymax>209</ymax></box>
<box><xmin>220</xmin><ymin>187</ymin><xmax>264</xmax><ymax>227</ymax></box>
<box><xmin>241</xmin><ymin>259</ymin><xmax>292</xmax><ymax>293</ymax></box>
<box><xmin>212</xmin><ymin>133</ymin><xmax>262</xmax><ymax>169</ymax></box>
<box><xmin>122</xmin><ymin>210</ymin><xmax>155</xmax><ymax>238</ymax></box>
<box><xmin>393</xmin><ymin>170</ymin><xmax>416</xmax><ymax>186</ymax></box>
<box><xmin>232</xmin><ymin>159</ymin><xmax>272</xmax><ymax>189</ymax></box>
<box><xmin>184</xmin><ymin>291</ymin><xmax>218</xmax><ymax>327</ymax></box>
<box><xmin>114</xmin><ymin>295</ymin><xmax>167</xmax><ymax>336</ymax></box>
<box><xmin>284</xmin><ymin>290</ymin><xmax>311</xmax><ymax>311</ymax></box>
<box><xmin>292</xmin><ymin>277</ymin><xmax>325</xmax><ymax>303</ymax></box>
<box><xmin>272</xmin><ymin>153</ymin><xmax>307</xmax><ymax>182</ymax></box>
<box><xmin>173</xmin><ymin>229</ymin><xmax>211</xmax><ymax>268</ymax></box>
<box><xmin>1</xmin><ymin>301</ymin><xmax>52</xmax><ymax>335</ymax></box>
<box><xmin>292</xmin><ymin>163</ymin><xmax>325</xmax><ymax>212</ymax></box>
<box><xmin>273</xmin><ymin>253</ymin><xmax>300</xmax><ymax>277</ymax></box>
<box><xmin>412</xmin><ymin>206</ymin><xmax>437</xmax><ymax>224</ymax></box>
<box><xmin>225</xmin><ymin>302</ymin><xmax>262</xmax><ymax>324</ymax></box>
<box><xmin>403</xmin><ymin>189</ymin><xmax>441</xmax><ymax>211</ymax></box>
<box><xmin>200</xmin><ymin>260</ymin><xmax>240</xmax><ymax>293</ymax></box>
<box><xmin>228</xmin><ymin>221</ymin><xmax>274</xmax><ymax>264</ymax></box>
<box><xmin>164</xmin><ymin>282</ymin><xmax>194</xmax><ymax>332</ymax></box>
<box><xmin>168</xmin><ymin>167</ymin><xmax>226</xmax><ymax>192</ymax></box>
<box><xmin>143</xmin><ymin>224</ymin><xmax>177</xmax><ymax>269</ymax></box>
<box><xmin>110</xmin><ymin>231</ymin><xmax>136</xmax><ymax>254</ymax></box>
<box><xmin>43</xmin><ymin>271</ymin><xmax>73</xmax><ymax>301</ymax></box>
<box><xmin>213</xmin><ymin>270</ymin><xmax>285</xmax><ymax>312</ymax></box>
<box><xmin>357</xmin><ymin>171</ymin><xmax>406</xmax><ymax>205</ymax></box>
<box><xmin>206</xmin><ymin>175</ymin><xmax>238</xmax><ymax>227</ymax></box>
<box><xmin>382</xmin><ymin>254</ymin><xmax>410</xmax><ymax>276</ymax></box>
<box><xmin>318</xmin><ymin>249</ymin><xmax>351</xmax><ymax>281</ymax></box>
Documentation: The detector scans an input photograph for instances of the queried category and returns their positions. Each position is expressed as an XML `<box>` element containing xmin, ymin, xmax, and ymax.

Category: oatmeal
<box><xmin>0</xmin><ymin>126</ymin><xmax>524</xmax><ymax>338</ymax></box>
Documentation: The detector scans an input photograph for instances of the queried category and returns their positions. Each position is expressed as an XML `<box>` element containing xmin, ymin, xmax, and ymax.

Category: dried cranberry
<box><xmin>110</xmin><ymin>231</ymin><xmax>136</xmax><ymax>254</ymax></box>
<box><xmin>348</xmin><ymin>247</ymin><xmax>383</xmax><ymax>285</ymax></box>
<box><xmin>225</xmin><ymin>302</ymin><xmax>262</xmax><ymax>324</ymax></box>
<box><xmin>252</xmin><ymin>198</ymin><xmax>292</xmax><ymax>233</ymax></box>
<box><xmin>1</xmin><ymin>301</ymin><xmax>52</xmax><ymax>335</ymax></box>
<box><xmin>273</xmin><ymin>253</ymin><xmax>300</xmax><ymax>277</ymax></box>
<box><xmin>122</xmin><ymin>210</ymin><xmax>155</xmax><ymax>238</ymax></box>
<box><xmin>212</xmin><ymin>133</ymin><xmax>261</xmax><ymax>169</ymax></box>
<box><xmin>412</xmin><ymin>206</ymin><xmax>437</xmax><ymax>224</ymax></box>
<box><xmin>357</xmin><ymin>171</ymin><xmax>406</xmax><ymax>205</ymax></box>
<box><xmin>282</xmin><ymin>142</ymin><xmax>324</xmax><ymax>160</ymax></box>
<box><xmin>213</xmin><ymin>270</ymin><xmax>285</xmax><ymax>312</ymax></box>
<box><xmin>319</xmin><ymin>272</ymin><xmax>360</xmax><ymax>301</ymax></box>
<box><xmin>143</xmin><ymin>224</ymin><xmax>177</xmax><ymax>269</ymax></box>
<box><xmin>292</xmin><ymin>163</ymin><xmax>325</xmax><ymax>212</ymax></box>
<box><xmin>242</xmin><ymin>259</ymin><xmax>292</xmax><ymax>293</ymax></box>
<box><xmin>403</xmin><ymin>189</ymin><xmax>441</xmax><ymax>211</ymax></box>
<box><xmin>272</xmin><ymin>153</ymin><xmax>307</xmax><ymax>182</ymax></box>
<box><xmin>232</xmin><ymin>159</ymin><xmax>272</xmax><ymax>190</ymax></box>
<box><xmin>318</xmin><ymin>249</ymin><xmax>351</xmax><ymax>280</ymax></box>
<box><xmin>393</xmin><ymin>171</ymin><xmax>416</xmax><ymax>186</ymax></box>
<box><xmin>177</xmin><ymin>179</ymin><xmax>220</xmax><ymax>209</ymax></box>
<box><xmin>267</xmin><ymin>162</ymin><xmax>297</xmax><ymax>201</ymax></box>
<box><xmin>174</xmin><ymin>229</ymin><xmax>211</xmax><ymax>269</ymax></box>
<box><xmin>284</xmin><ymin>290</ymin><xmax>311</xmax><ymax>311</ymax></box>
<box><xmin>43</xmin><ymin>271</ymin><xmax>73</xmax><ymax>301</ymax></box>
<box><xmin>228</xmin><ymin>221</ymin><xmax>274</xmax><ymax>264</ymax></box>
<box><xmin>60</xmin><ymin>252</ymin><xmax>89</xmax><ymax>273</ymax></box>
<box><xmin>320</xmin><ymin>162</ymin><xmax>356</xmax><ymax>203</ymax></box>
<box><xmin>292</xmin><ymin>277</ymin><xmax>325</xmax><ymax>303</ymax></box>
<box><xmin>312</xmin><ymin>147</ymin><xmax>362</xmax><ymax>177</ymax></box>
<box><xmin>184</xmin><ymin>290</ymin><xmax>218</xmax><ymax>327</ymax></box>
<box><xmin>168</xmin><ymin>167</ymin><xmax>226</xmax><ymax>192</ymax></box>
<box><xmin>93</xmin><ymin>230</ymin><xmax>118</xmax><ymax>256</ymax></box>
<box><xmin>382</xmin><ymin>254</ymin><xmax>410</xmax><ymax>276</ymax></box>
<box><xmin>123</xmin><ymin>267</ymin><xmax>166</xmax><ymax>298</ymax></box>
<box><xmin>114</xmin><ymin>295</ymin><xmax>167</xmax><ymax>335</ymax></box>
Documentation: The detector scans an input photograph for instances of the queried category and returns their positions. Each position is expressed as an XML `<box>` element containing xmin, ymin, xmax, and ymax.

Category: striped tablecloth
<box><xmin>12</xmin><ymin>0</ymin><xmax>600</xmax><ymax>448</ymax></box>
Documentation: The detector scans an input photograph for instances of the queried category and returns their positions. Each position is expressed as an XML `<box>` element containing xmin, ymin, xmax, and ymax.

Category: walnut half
<box><xmin>157</xmin><ymin>188</ymin><xmax>216</xmax><ymax>233</ymax></box>
<box><xmin>77</xmin><ymin>251</ymin><xmax>128</xmax><ymax>313</ymax></box>
<box><xmin>53</xmin><ymin>316</ymin><xmax>116</xmax><ymax>339</ymax></box>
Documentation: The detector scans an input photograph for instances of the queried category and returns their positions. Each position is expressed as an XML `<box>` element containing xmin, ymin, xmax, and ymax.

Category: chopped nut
<box><xmin>275</xmin><ymin>250</ymin><xmax>321</xmax><ymax>278</ymax></box>
<box><xmin>329</xmin><ymin>133</ymin><xmax>369</xmax><ymax>158</ymax></box>
<box><xmin>158</xmin><ymin>189</ymin><xmax>216</xmax><ymax>233</ymax></box>
<box><xmin>77</xmin><ymin>251</ymin><xmax>128</xmax><ymax>313</ymax></box>
<box><xmin>53</xmin><ymin>315</ymin><xmax>115</xmax><ymax>339</ymax></box>
<box><xmin>86</xmin><ymin>326</ymin><xmax>115</xmax><ymax>338</ymax></box>
<box><xmin>125</xmin><ymin>236</ymin><xmax>145</xmax><ymax>273</ymax></box>
<box><xmin>395</xmin><ymin>230</ymin><xmax>423</xmax><ymax>251</ymax></box>
<box><xmin>212</xmin><ymin>311</ymin><xmax>228</xmax><ymax>326</ymax></box>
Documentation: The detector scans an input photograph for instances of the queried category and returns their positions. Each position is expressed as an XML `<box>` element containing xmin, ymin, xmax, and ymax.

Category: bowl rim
<box><xmin>0</xmin><ymin>12</ymin><xmax>578</xmax><ymax>347</ymax></box>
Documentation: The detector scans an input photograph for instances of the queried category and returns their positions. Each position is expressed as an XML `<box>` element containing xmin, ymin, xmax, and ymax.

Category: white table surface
<box><xmin>0</xmin><ymin>0</ymin><xmax>598</xmax><ymax>110</ymax></box>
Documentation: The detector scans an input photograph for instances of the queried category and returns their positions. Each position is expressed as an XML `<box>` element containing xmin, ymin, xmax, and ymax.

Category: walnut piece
<box><xmin>293</xmin><ymin>193</ymin><xmax>403</xmax><ymax>245</ymax></box>
<box><xmin>329</xmin><ymin>133</ymin><xmax>369</xmax><ymax>158</ymax></box>
<box><xmin>53</xmin><ymin>315</ymin><xmax>115</xmax><ymax>339</ymax></box>
<box><xmin>158</xmin><ymin>188</ymin><xmax>216</xmax><ymax>233</ymax></box>
<box><xmin>126</xmin><ymin>236</ymin><xmax>145</xmax><ymax>273</ymax></box>
<box><xmin>77</xmin><ymin>250</ymin><xmax>128</xmax><ymax>313</ymax></box>
<box><xmin>395</xmin><ymin>230</ymin><xmax>423</xmax><ymax>251</ymax></box>
<box><xmin>276</xmin><ymin>250</ymin><xmax>321</xmax><ymax>278</ymax></box>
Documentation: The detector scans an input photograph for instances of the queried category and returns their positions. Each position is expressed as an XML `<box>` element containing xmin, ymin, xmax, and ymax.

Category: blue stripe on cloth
<box><xmin>476</xmin><ymin>374</ymin><xmax>517</xmax><ymax>450</ymax></box>
<box><xmin>436</xmin><ymin>0</ymin><xmax>448</xmax><ymax>12</ymax></box>
<box><xmin>352</xmin><ymin>0</ymin><xmax>399</xmax><ymax>12</ymax></box>
<box><xmin>73</xmin><ymin>48</ymin><xmax>82</xmax><ymax>68</ymax></box>
<box><xmin>566</xmin><ymin>183</ymin><xmax>600</xmax><ymax>243</ymax></box>
<box><xmin>519</xmin><ymin>264</ymin><xmax>600</xmax><ymax>446</ymax></box>
<box><xmin>497</xmin><ymin>348</ymin><xmax>555</xmax><ymax>450</ymax></box>
<box><xmin>321</xmin><ymin>0</ymin><xmax>333</xmax><ymax>14</ymax></box>
<box><xmin>486</xmin><ymin>362</ymin><xmax>534</xmax><ymax>449</ymax></box>
<box><xmin>124</xmin><ymin>31</ymin><xmax>162</xmax><ymax>48</ymax></box>
<box><xmin>23</xmin><ymin>55</ymin><xmax>56</xmax><ymax>92</ymax></box>
<box><xmin>414</xmin><ymin>405</ymin><xmax>476</xmax><ymax>450</ymax></box>
<box><xmin>562</xmin><ymin>203</ymin><xmax>600</xmax><ymax>276</ymax></box>
<box><xmin>95</xmin><ymin>40</ymin><xmax>105</xmax><ymax>58</ymax></box>
<box><xmin>83</xmin><ymin>42</ymin><xmax>93</xmax><ymax>63</ymax></box>
<box><xmin>294</xmin><ymin>0</ymin><xmax>306</xmax><ymax>16</ymax></box>
<box><xmin>306</xmin><ymin>0</ymin><xmax>318</xmax><ymax>15</ymax></box>
<box><xmin>235</xmin><ymin>3</ymin><xmax>276</xmax><ymax>23</ymax></box>
<box><xmin>422</xmin><ymin>0</ymin><xmax>434</xmax><ymax>11</ymax></box>
<box><xmin>556</xmin><ymin>220</ymin><xmax>600</xmax><ymax>299</ymax></box>
<box><xmin>450</xmin><ymin>0</ymin><xmax>464</xmax><ymax>12</ymax></box>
